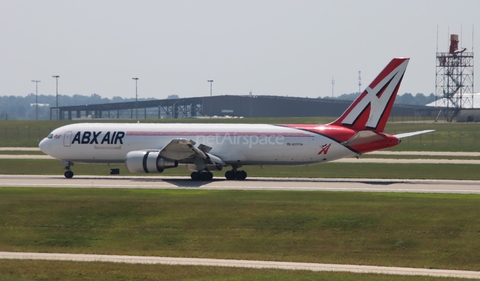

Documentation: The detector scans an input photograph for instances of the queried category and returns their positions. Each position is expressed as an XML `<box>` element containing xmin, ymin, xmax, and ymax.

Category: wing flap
<box><xmin>159</xmin><ymin>139</ymin><xmax>206</xmax><ymax>160</ymax></box>
<box><xmin>158</xmin><ymin>138</ymin><xmax>225</xmax><ymax>166</ymax></box>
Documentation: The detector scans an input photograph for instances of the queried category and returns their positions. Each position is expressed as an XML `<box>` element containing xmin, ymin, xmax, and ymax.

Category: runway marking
<box><xmin>2</xmin><ymin>183</ymin><xmax>480</xmax><ymax>194</ymax></box>
<box><xmin>1</xmin><ymin>175</ymin><xmax>480</xmax><ymax>194</ymax></box>
<box><xmin>0</xmin><ymin>252</ymin><xmax>479</xmax><ymax>279</ymax></box>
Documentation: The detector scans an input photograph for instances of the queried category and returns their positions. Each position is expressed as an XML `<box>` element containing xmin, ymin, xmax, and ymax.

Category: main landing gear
<box><xmin>190</xmin><ymin>170</ymin><xmax>248</xmax><ymax>181</ymax></box>
<box><xmin>225</xmin><ymin>170</ymin><xmax>247</xmax><ymax>180</ymax></box>
<box><xmin>190</xmin><ymin>171</ymin><xmax>213</xmax><ymax>181</ymax></box>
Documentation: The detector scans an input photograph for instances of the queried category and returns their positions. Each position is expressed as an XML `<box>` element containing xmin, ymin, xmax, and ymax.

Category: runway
<box><xmin>1</xmin><ymin>252</ymin><xmax>479</xmax><ymax>279</ymax></box>
<box><xmin>1</xmin><ymin>174</ymin><xmax>480</xmax><ymax>194</ymax></box>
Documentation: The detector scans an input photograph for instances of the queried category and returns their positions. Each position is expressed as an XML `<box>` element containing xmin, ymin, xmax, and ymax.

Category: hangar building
<box><xmin>51</xmin><ymin>95</ymin><xmax>425</xmax><ymax>120</ymax></box>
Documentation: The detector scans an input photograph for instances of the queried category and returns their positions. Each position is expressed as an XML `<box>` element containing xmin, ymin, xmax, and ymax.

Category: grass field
<box><xmin>0</xmin><ymin>188</ymin><xmax>479</xmax><ymax>272</ymax></box>
<box><xmin>0</xmin><ymin>260</ymin><xmax>468</xmax><ymax>281</ymax></box>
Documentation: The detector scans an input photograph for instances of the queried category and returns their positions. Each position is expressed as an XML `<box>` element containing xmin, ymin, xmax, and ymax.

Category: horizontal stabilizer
<box><xmin>394</xmin><ymin>130</ymin><xmax>435</xmax><ymax>139</ymax></box>
<box><xmin>341</xmin><ymin>130</ymin><xmax>384</xmax><ymax>147</ymax></box>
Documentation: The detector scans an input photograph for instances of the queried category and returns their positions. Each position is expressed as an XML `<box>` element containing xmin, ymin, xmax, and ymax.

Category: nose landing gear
<box><xmin>62</xmin><ymin>160</ymin><xmax>74</xmax><ymax>179</ymax></box>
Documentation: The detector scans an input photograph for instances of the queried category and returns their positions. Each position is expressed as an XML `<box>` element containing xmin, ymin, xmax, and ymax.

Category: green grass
<box><xmin>0</xmin><ymin>188</ymin><xmax>479</xmax><ymax>272</ymax></box>
<box><xmin>0</xmin><ymin>260</ymin><xmax>467</xmax><ymax>281</ymax></box>
<box><xmin>361</xmin><ymin>154</ymin><xmax>480</xmax><ymax>160</ymax></box>
<box><xmin>385</xmin><ymin>122</ymin><xmax>480</xmax><ymax>152</ymax></box>
<box><xmin>1</xmin><ymin>159</ymin><xmax>480</xmax><ymax>180</ymax></box>
<box><xmin>0</xmin><ymin>151</ymin><xmax>45</xmax><ymax>155</ymax></box>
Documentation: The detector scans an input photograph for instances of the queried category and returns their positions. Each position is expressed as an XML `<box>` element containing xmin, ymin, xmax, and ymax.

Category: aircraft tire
<box><xmin>64</xmin><ymin>171</ymin><xmax>74</xmax><ymax>179</ymax></box>
<box><xmin>203</xmin><ymin>172</ymin><xmax>213</xmax><ymax>181</ymax></box>
<box><xmin>191</xmin><ymin>172</ymin><xmax>200</xmax><ymax>181</ymax></box>
<box><xmin>236</xmin><ymin>170</ymin><xmax>247</xmax><ymax>180</ymax></box>
<box><xmin>191</xmin><ymin>172</ymin><xmax>213</xmax><ymax>181</ymax></box>
<box><xmin>225</xmin><ymin>170</ymin><xmax>235</xmax><ymax>180</ymax></box>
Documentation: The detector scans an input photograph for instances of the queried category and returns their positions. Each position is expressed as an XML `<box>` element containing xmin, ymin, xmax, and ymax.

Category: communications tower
<box><xmin>435</xmin><ymin>33</ymin><xmax>474</xmax><ymax>121</ymax></box>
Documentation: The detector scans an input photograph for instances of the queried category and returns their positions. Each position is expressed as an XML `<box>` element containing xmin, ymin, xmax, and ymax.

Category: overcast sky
<box><xmin>1</xmin><ymin>0</ymin><xmax>479</xmax><ymax>100</ymax></box>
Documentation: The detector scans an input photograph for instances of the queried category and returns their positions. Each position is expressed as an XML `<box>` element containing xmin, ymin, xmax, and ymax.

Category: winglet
<box><xmin>329</xmin><ymin>58</ymin><xmax>409</xmax><ymax>132</ymax></box>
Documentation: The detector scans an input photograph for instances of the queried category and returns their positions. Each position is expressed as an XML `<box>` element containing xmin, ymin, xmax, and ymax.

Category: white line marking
<box><xmin>0</xmin><ymin>252</ymin><xmax>479</xmax><ymax>279</ymax></box>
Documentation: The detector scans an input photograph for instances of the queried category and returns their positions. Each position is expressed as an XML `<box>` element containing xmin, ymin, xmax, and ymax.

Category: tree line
<box><xmin>328</xmin><ymin>92</ymin><xmax>435</xmax><ymax>106</ymax></box>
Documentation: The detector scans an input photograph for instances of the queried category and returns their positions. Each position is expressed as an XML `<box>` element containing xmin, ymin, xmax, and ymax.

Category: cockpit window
<box><xmin>47</xmin><ymin>134</ymin><xmax>53</xmax><ymax>139</ymax></box>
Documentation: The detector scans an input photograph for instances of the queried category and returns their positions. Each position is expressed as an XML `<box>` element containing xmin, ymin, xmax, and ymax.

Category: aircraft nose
<box><xmin>39</xmin><ymin>138</ymin><xmax>50</xmax><ymax>154</ymax></box>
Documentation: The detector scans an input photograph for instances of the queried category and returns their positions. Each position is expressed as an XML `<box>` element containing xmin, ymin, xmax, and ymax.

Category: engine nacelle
<box><xmin>125</xmin><ymin>150</ymin><xmax>178</xmax><ymax>173</ymax></box>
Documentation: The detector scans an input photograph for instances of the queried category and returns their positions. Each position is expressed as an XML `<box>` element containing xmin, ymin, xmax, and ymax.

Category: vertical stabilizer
<box><xmin>329</xmin><ymin>58</ymin><xmax>409</xmax><ymax>132</ymax></box>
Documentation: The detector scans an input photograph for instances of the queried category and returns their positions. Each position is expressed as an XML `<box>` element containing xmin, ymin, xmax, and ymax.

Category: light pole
<box><xmin>31</xmin><ymin>80</ymin><xmax>41</xmax><ymax>120</ymax></box>
<box><xmin>52</xmin><ymin>75</ymin><xmax>59</xmax><ymax>120</ymax></box>
<box><xmin>207</xmin><ymin>80</ymin><xmax>214</xmax><ymax>96</ymax></box>
<box><xmin>132</xmin><ymin>77</ymin><xmax>139</xmax><ymax>119</ymax></box>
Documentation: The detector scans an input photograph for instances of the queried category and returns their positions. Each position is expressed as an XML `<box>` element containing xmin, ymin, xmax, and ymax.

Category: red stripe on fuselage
<box><xmin>279</xmin><ymin>124</ymin><xmax>357</xmax><ymax>143</ymax></box>
<box><xmin>126</xmin><ymin>131</ymin><xmax>313</xmax><ymax>137</ymax></box>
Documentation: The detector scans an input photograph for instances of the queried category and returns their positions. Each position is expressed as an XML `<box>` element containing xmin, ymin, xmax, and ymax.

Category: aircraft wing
<box><xmin>159</xmin><ymin>138</ymin><xmax>225</xmax><ymax>166</ymax></box>
<box><xmin>394</xmin><ymin>130</ymin><xmax>435</xmax><ymax>139</ymax></box>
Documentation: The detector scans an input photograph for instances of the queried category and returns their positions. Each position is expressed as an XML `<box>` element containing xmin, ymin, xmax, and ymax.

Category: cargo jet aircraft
<box><xmin>39</xmin><ymin>58</ymin><xmax>433</xmax><ymax>180</ymax></box>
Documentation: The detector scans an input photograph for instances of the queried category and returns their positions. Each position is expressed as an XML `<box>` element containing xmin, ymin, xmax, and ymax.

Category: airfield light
<box><xmin>31</xmin><ymin>80</ymin><xmax>41</xmax><ymax>120</ymax></box>
<box><xmin>207</xmin><ymin>80</ymin><xmax>214</xmax><ymax>97</ymax></box>
<box><xmin>52</xmin><ymin>75</ymin><xmax>60</xmax><ymax>120</ymax></box>
<box><xmin>132</xmin><ymin>77</ymin><xmax>139</xmax><ymax>119</ymax></box>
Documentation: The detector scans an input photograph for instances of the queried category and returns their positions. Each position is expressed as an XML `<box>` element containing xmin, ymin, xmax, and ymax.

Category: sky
<box><xmin>1</xmin><ymin>0</ymin><xmax>479</xmax><ymax>100</ymax></box>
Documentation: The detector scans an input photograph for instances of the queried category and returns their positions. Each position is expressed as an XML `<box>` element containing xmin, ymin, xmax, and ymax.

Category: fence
<box><xmin>0</xmin><ymin>127</ymin><xmax>54</xmax><ymax>147</ymax></box>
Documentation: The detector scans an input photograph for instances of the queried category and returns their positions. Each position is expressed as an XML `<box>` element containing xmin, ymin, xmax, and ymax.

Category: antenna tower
<box><xmin>435</xmin><ymin>30</ymin><xmax>474</xmax><ymax>121</ymax></box>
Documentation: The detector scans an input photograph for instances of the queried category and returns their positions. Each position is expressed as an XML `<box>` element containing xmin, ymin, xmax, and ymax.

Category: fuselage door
<box><xmin>64</xmin><ymin>131</ymin><xmax>72</xmax><ymax>147</ymax></box>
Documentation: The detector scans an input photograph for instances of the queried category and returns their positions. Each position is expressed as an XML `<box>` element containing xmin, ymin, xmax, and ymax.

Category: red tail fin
<box><xmin>329</xmin><ymin>58</ymin><xmax>409</xmax><ymax>132</ymax></box>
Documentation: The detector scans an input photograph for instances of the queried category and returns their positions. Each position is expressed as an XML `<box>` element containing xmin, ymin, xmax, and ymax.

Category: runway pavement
<box><xmin>1</xmin><ymin>174</ymin><xmax>480</xmax><ymax>194</ymax></box>
<box><xmin>2</xmin><ymin>149</ymin><xmax>480</xmax><ymax>164</ymax></box>
<box><xmin>1</xmin><ymin>252</ymin><xmax>479</xmax><ymax>279</ymax></box>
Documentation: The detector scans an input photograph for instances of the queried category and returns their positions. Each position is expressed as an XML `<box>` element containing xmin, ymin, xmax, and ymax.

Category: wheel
<box><xmin>200</xmin><ymin>172</ymin><xmax>213</xmax><ymax>181</ymax></box>
<box><xmin>225</xmin><ymin>170</ymin><xmax>235</xmax><ymax>180</ymax></box>
<box><xmin>236</xmin><ymin>170</ymin><xmax>247</xmax><ymax>180</ymax></box>
<box><xmin>191</xmin><ymin>172</ymin><xmax>200</xmax><ymax>181</ymax></box>
<box><xmin>64</xmin><ymin>170</ymin><xmax>74</xmax><ymax>179</ymax></box>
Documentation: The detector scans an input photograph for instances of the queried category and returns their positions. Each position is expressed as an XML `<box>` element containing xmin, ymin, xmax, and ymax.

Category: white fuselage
<box><xmin>39</xmin><ymin>123</ymin><xmax>356</xmax><ymax>166</ymax></box>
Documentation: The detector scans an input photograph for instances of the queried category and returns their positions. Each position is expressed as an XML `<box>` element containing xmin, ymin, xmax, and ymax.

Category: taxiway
<box><xmin>1</xmin><ymin>174</ymin><xmax>479</xmax><ymax>194</ymax></box>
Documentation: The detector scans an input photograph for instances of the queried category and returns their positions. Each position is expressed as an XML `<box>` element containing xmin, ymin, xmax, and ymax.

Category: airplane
<box><xmin>39</xmin><ymin>57</ymin><xmax>433</xmax><ymax>181</ymax></box>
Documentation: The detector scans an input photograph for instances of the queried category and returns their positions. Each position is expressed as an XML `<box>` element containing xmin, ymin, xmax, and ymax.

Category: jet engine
<box><xmin>125</xmin><ymin>150</ymin><xmax>178</xmax><ymax>173</ymax></box>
